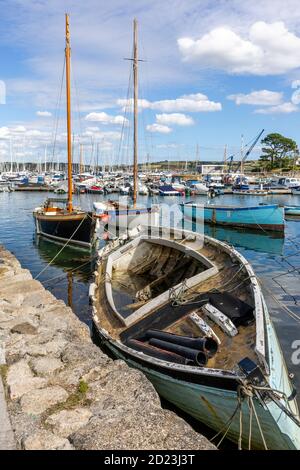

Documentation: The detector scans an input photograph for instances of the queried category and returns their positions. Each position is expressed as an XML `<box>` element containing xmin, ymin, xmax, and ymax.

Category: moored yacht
<box><xmin>33</xmin><ymin>15</ymin><xmax>96</xmax><ymax>249</ymax></box>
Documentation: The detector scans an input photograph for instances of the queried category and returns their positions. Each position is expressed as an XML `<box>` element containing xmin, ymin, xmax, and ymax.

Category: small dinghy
<box><xmin>180</xmin><ymin>202</ymin><xmax>285</xmax><ymax>233</ymax></box>
<box><xmin>91</xmin><ymin>225</ymin><xmax>300</xmax><ymax>449</ymax></box>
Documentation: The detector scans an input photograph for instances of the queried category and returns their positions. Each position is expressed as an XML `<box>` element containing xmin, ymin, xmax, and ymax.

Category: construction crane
<box><xmin>226</xmin><ymin>129</ymin><xmax>264</xmax><ymax>173</ymax></box>
<box><xmin>236</xmin><ymin>129</ymin><xmax>264</xmax><ymax>173</ymax></box>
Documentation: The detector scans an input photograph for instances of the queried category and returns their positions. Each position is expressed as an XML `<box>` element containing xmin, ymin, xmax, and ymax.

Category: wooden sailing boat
<box><xmin>93</xmin><ymin>19</ymin><xmax>159</xmax><ymax>235</ymax></box>
<box><xmin>33</xmin><ymin>14</ymin><xmax>96</xmax><ymax>249</ymax></box>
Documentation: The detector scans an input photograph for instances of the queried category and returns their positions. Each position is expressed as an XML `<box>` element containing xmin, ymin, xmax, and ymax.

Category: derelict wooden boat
<box><xmin>33</xmin><ymin>15</ymin><xmax>96</xmax><ymax>250</ymax></box>
<box><xmin>180</xmin><ymin>202</ymin><xmax>285</xmax><ymax>233</ymax></box>
<box><xmin>91</xmin><ymin>225</ymin><xmax>300</xmax><ymax>449</ymax></box>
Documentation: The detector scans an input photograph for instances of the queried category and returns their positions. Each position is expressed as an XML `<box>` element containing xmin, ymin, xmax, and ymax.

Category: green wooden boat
<box><xmin>91</xmin><ymin>226</ymin><xmax>300</xmax><ymax>449</ymax></box>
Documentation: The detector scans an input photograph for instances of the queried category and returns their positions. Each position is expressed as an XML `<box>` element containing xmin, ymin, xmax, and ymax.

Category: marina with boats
<box><xmin>1</xmin><ymin>7</ymin><xmax>300</xmax><ymax>453</ymax></box>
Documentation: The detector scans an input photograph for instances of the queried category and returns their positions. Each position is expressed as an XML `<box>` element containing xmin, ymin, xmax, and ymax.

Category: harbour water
<box><xmin>0</xmin><ymin>190</ymin><xmax>300</xmax><ymax>398</ymax></box>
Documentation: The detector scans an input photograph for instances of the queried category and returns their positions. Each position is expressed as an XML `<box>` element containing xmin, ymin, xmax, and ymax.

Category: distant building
<box><xmin>201</xmin><ymin>164</ymin><xmax>226</xmax><ymax>175</ymax></box>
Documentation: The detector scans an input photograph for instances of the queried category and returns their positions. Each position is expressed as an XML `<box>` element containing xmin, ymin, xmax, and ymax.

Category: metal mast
<box><xmin>133</xmin><ymin>18</ymin><xmax>138</xmax><ymax>206</ymax></box>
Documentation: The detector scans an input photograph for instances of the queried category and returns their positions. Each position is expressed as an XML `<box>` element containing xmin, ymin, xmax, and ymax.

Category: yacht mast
<box><xmin>65</xmin><ymin>13</ymin><xmax>73</xmax><ymax>212</ymax></box>
<box><xmin>133</xmin><ymin>18</ymin><xmax>138</xmax><ymax>206</ymax></box>
<box><xmin>10</xmin><ymin>138</ymin><xmax>13</xmax><ymax>173</ymax></box>
<box><xmin>80</xmin><ymin>143</ymin><xmax>83</xmax><ymax>179</ymax></box>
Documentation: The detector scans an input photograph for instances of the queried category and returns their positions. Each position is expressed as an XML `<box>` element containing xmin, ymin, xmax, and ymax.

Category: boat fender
<box><xmin>202</xmin><ymin>303</ymin><xmax>238</xmax><ymax>337</ymax></box>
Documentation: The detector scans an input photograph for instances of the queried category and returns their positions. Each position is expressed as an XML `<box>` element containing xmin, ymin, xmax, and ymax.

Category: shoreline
<box><xmin>0</xmin><ymin>245</ymin><xmax>215</xmax><ymax>450</ymax></box>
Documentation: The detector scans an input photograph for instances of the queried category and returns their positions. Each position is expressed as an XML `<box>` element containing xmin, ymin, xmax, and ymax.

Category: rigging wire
<box><xmin>49</xmin><ymin>56</ymin><xmax>66</xmax><ymax>170</ymax></box>
<box><xmin>41</xmin><ymin>256</ymin><xmax>96</xmax><ymax>286</ymax></box>
<box><xmin>116</xmin><ymin>44</ymin><xmax>134</xmax><ymax>170</ymax></box>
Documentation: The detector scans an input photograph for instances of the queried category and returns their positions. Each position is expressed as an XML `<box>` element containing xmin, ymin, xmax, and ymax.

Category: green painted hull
<box><xmin>97</xmin><ymin>337</ymin><xmax>299</xmax><ymax>450</ymax></box>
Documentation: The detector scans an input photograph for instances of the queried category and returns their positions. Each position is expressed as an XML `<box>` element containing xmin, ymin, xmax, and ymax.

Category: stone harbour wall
<box><xmin>0</xmin><ymin>245</ymin><xmax>215</xmax><ymax>450</ymax></box>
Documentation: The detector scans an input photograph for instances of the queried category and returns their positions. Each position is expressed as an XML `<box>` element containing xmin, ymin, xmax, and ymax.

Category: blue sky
<box><xmin>1</xmin><ymin>0</ymin><xmax>300</xmax><ymax>165</ymax></box>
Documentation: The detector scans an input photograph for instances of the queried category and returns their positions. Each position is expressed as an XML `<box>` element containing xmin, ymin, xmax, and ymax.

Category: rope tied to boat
<box><xmin>169</xmin><ymin>279</ymin><xmax>189</xmax><ymax>306</ymax></box>
<box><xmin>237</xmin><ymin>376</ymin><xmax>300</xmax><ymax>450</ymax></box>
<box><xmin>167</xmin><ymin>264</ymin><xmax>251</xmax><ymax>308</ymax></box>
<box><xmin>237</xmin><ymin>382</ymin><xmax>268</xmax><ymax>450</ymax></box>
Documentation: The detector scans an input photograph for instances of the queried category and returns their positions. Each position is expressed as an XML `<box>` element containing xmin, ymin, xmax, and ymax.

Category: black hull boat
<box><xmin>33</xmin><ymin>17</ymin><xmax>96</xmax><ymax>250</ymax></box>
<box><xmin>34</xmin><ymin>201</ymin><xmax>96</xmax><ymax>249</ymax></box>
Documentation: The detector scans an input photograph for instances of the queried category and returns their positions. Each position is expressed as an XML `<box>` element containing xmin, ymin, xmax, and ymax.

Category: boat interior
<box><xmin>36</xmin><ymin>198</ymin><xmax>86</xmax><ymax>216</ymax></box>
<box><xmin>95</xmin><ymin>229</ymin><xmax>258</xmax><ymax>372</ymax></box>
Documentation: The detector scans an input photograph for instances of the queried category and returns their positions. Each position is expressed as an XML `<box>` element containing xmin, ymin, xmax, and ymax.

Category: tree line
<box><xmin>259</xmin><ymin>133</ymin><xmax>299</xmax><ymax>170</ymax></box>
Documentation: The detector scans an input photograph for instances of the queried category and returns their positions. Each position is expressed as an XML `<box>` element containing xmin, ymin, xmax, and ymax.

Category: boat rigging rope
<box><xmin>50</xmin><ymin>57</ymin><xmax>66</xmax><ymax>168</ymax></box>
<box><xmin>117</xmin><ymin>51</ymin><xmax>133</xmax><ymax>168</ymax></box>
<box><xmin>210</xmin><ymin>401</ymin><xmax>241</xmax><ymax>447</ymax></box>
<box><xmin>34</xmin><ymin>214</ymin><xmax>88</xmax><ymax>280</ymax></box>
<box><xmin>168</xmin><ymin>264</ymin><xmax>249</xmax><ymax>307</ymax></box>
<box><xmin>247</xmin><ymin>396</ymin><xmax>253</xmax><ymax>450</ymax></box>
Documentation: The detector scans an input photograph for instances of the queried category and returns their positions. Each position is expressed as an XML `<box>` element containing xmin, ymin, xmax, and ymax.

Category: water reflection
<box><xmin>204</xmin><ymin>224</ymin><xmax>284</xmax><ymax>255</ymax></box>
<box><xmin>34</xmin><ymin>235</ymin><xmax>95</xmax><ymax>325</ymax></box>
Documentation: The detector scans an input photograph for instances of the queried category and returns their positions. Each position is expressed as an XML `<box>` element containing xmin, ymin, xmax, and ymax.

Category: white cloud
<box><xmin>255</xmin><ymin>102</ymin><xmax>299</xmax><ymax>114</ymax></box>
<box><xmin>291</xmin><ymin>80</ymin><xmax>300</xmax><ymax>89</ymax></box>
<box><xmin>36</xmin><ymin>111</ymin><xmax>52</xmax><ymax>117</ymax></box>
<box><xmin>228</xmin><ymin>90</ymin><xmax>283</xmax><ymax>106</ymax></box>
<box><xmin>118</xmin><ymin>93</ymin><xmax>221</xmax><ymax>113</ymax></box>
<box><xmin>153</xmin><ymin>94</ymin><xmax>221</xmax><ymax>112</ymax></box>
<box><xmin>0</xmin><ymin>126</ymin><xmax>27</xmax><ymax>139</ymax></box>
<box><xmin>11</xmin><ymin>126</ymin><xmax>27</xmax><ymax>133</ymax></box>
<box><xmin>117</xmin><ymin>99</ymin><xmax>152</xmax><ymax>112</ymax></box>
<box><xmin>178</xmin><ymin>21</ymin><xmax>300</xmax><ymax>75</ymax></box>
<box><xmin>83</xmin><ymin>129</ymin><xmax>121</xmax><ymax>141</ymax></box>
<box><xmin>156</xmin><ymin>113</ymin><xmax>194</xmax><ymax>126</ymax></box>
<box><xmin>146</xmin><ymin>123</ymin><xmax>172</xmax><ymax>134</ymax></box>
<box><xmin>0</xmin><ymin>127</ymin><xmax>10</xmax><ymax>140</ymax></box>
<box><xmin>84</xmin><ymin>112</ymin><xmax>128</xmax><ymax>125</ymax></box>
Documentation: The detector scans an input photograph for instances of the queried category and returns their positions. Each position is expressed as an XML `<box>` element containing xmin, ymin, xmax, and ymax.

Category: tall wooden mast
<box><xmin>80</xmin><ymin>143</ymin><xmax>83</xmax><ymax>180</ymax></box>
<box><xmin>133</xmin><ymin>18</ymin><xmax>138</xmax><ymax>206</ymax></box>
<box><xmin>65</xmin><ymin>13</ymin><xmax>73</xmax><ymax>212</ymax></box>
